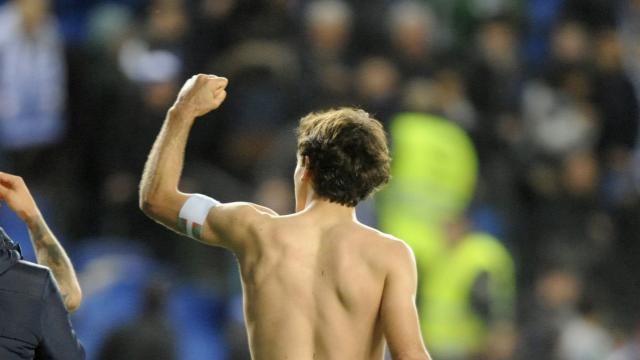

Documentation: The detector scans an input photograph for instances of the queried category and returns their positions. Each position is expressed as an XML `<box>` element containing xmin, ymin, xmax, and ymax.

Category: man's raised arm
<box><xmin>139</xmin><ymin>74</ymin><xmax>276</xmax><ymax>250</ymax></box>
<box><xmin>0</xmin><ymin>172</ymin><xmax>83</xmax><ymax>312</ymax></box>
<box><xmin>381</xmin><ymin>240</ymin><xmax>432</xmax><ymax>360</ymax></box>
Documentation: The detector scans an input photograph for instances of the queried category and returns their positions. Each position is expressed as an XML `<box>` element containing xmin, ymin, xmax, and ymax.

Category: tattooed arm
<box><xmin>26</xmin><ymin>214</ymin><xmax>82</xmax><ymax>312</ymax></box>
<box><xmin>0</xmin><ymin>172</ymin><xmax>82</xmax><ymax>312</ymax></box>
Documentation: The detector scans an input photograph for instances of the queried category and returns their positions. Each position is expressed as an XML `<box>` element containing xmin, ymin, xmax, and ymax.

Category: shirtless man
<box><xmin>139</xmin><ymin>74</ymin><xmax>430</xmax><ymax>360</ymax></box>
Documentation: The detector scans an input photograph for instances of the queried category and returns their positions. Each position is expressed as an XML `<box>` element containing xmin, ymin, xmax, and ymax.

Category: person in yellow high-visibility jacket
<box><xmin>423</xmin><ymin>216</ymin><xmax>515</xmax><ymax>360</ymax></box>
<box><xmin>377</xmin><ymin>112</ymin><xmax>478</xmax><ymax>275</ymax></box>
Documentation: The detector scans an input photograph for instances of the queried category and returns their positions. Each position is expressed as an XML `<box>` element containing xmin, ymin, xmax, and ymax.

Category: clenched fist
<box><xmin>173</xmin><ymin>74</ymin><xmax>228</xmax><ymax>118</ymax></box>
<box><xmin>0</xmin><ymin>172</ymin><xmax>40</xmax><ymax>224</ymax></box>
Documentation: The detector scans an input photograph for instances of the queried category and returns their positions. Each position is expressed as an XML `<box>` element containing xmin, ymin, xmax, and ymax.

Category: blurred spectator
<box><xmin>386</xmin><ymin>1</ymin><xmax>439</xmax><ymax>79</ymax></box>
<box><xmin>184</xmin><ymin>0</ymin><xmax>239</xmax><ymax>74</ymax></box>
<box><xmin>303</xmin><ymin>0</ymin><xmax>352</xmax><ymax>63</ymax></box>
<box><xmin>347</xmin><ymin>0</ymin><xmax>388</xmax><ymax>55</ymax></box>
<box><xmin>98</xmin><ymin>280</ymin><xmax>176</xmax><ymax>360</ymax></box>
<box><xmin>592</xmin><ymin>29</ymin><xmax>639</xmax><ymax>162</ymax></box>
<box><xmin>467</xmin><ymin>16</ymin><xmax>523</xmax><ymax>155</ymax></box>
<box><xmin>448</xmin><ymin>0</ymin><xmax>524</xmax><ymax>49</ymax></box>
<box><xmin>521</xmin><ymin>71</ymin><xmax>597</xmax><ymax>160</ymax></box>
<box><xmin>378</xmin><ymin>112</ymin><xmax>482</xmax><ymax>357</ymax></box>
<box><xmin>62</xmin><ymin>3</ymin><xmax>136</xmax><ymax>238</ymax></box>
<box><xmin>353</xmin><ymin>56</ymin><xmax>400</xmax><ymax>124</ymax></box>
<box><xmin>118</xmin><ymin>7</ymin><xmax>186</xmax><ymax>84</ymax></box>
<box><xmin>558</xmin><ymin>298</ymin><xmax>614</xmax><ymax>360</ymax></box>
<box><xmin>98</xmin><ymin>56</ymin><xmax>181</xmax><ymax>254</ymax></box>
<box><xmin>213</xmin><ymin>39</ymin><xmax>299</xmax><ymax>179</ymax></box>
<box><xmin>548</xmin><ymin>20</ymin><xmax>591</xmax><ymax>69</ymax></box>
<box><xmin>620</xmin><ymin>0</ymin><xmax>640</xmax><ymax>104</ymax></box>
<box><xmin>85</xmin><ymin>0</ymin><xmax>191</xmax><ymax>249</ymax></box>
<box><xmin>400</xmin><ymin>77</ymin><xmax>438</xmax><ymax>115</ymax></box>
<box><xmin>518</xmin><ymin>268</ymin><xmax>583</xmax><ymax>359</ymax></box>
<box><xmin>144</xmin><ymin>0</ymin><xmax>188</xmax><ymax>51</ymax></box>
<box><xmin>431</xmin><ymin>67</ymin><xmax>477</xmax><ymax>132</ymax></box>
<box><xmin>523</xmin><ymin>150</ymin><xmax>614</xmax><ymax>277</ymax></box>
<box><xmin>421</xmin><ymin>215</ymin><xmax>516</xmax><ymax>360</ymax></box>
<box><xmin>399</xmin><ymin>70</ymin><xmax>477</xmax><ymax>133</ymax></box>
<box><xmin>0</xmin><ymin>0</ymin><xmax>66</xmax><ymax>174</ymax></box>
<box><xmin>606</xmin><ymin>324</ymin><xmax>640</xmax><ymax>360</ymax></box>
<box><xmin>300</xmin><ymin>0</ymin><xmax>355</xmax><ymax>109</ymax></box>
<box><xmin>378</xmin><ymin>112</ymin><xmax>478</xmax><ymax>276</ymax></box>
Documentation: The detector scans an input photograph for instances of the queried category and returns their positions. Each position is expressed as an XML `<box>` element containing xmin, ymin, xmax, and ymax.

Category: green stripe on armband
<box><xmin>177</xmin><ymin>217</ymin><xmax>188</xmax><ymax>234</ymax></box>
<box><xmin>192</xmin><ymin>223</ymin><xmax>203</xmax><ymax>240</ymax></box>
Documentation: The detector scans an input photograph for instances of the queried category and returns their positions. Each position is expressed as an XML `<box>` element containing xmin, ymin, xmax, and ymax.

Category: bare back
<box><xmin>237</xmin><ymin>213</ymin><xmax>398</xmax><ymax>360</ymax></box>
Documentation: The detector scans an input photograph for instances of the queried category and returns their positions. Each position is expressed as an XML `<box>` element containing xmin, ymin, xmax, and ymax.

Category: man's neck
<box><xmin>300</xmin><ymin>198</ymin><xmax>357</xmax><ymax>223</ymax></box>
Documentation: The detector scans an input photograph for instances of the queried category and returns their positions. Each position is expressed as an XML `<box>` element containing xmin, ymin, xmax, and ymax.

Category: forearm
<box><xmin>139</xmin><ymin>106</ymin><xmax>194</xmax><ymax>209</ymax></box>
<box><xmin>25</xmin><ymin>214</ymin><xmax>82</xmax><ymax>312</ymax></box>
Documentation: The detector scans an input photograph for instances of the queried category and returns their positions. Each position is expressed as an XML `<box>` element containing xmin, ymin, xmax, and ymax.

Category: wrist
<box><xmin>169</xmin><ymin>102</ymin><xmax>197</xmax><ymax>122</ymax></box>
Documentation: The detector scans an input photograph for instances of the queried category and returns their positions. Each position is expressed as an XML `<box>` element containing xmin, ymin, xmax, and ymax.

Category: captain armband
<box><xmin>177</xmin><ymin>194</ymin><xmax>220</xmax><ymax>240</ymax></box>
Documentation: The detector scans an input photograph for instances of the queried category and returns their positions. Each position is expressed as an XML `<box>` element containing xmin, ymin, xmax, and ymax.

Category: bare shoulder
<box><xmin>203</xmin><ymin>201</ymin><xmax>278</xmax><ymax>250</ymax></box>
<box><xmin>355</xmin><ymin>224</ymin><xmax>416</xmax><ymax>268</ymax></box>
<box><xmin>211</xmin><ymin>201</ymin><xmax>278</xmax><ymax>222</ymax></box>
<box><xmin>246</xmin><ymin>203</ymin><xmax>280</xmax><ymax>217</ymax></box>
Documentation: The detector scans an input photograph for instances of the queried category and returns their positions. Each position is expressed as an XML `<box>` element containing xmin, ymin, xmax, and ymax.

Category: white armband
<box><xmin>178</xmin><ymin>194</ymin><xmax>220</xmax><ymax>240</ymax></box>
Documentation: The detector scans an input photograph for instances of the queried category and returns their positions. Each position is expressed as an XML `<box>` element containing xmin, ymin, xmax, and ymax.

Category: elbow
<box><xmin>139</xmin><ymin>187</ymin><xmax>153</xmax><ymax>213</ymax></box>
<box><xmin>139</xmin><ymin>196</ymin><xmax>154</xmax><ymax>215</ymax></box>
<box><xmin>139</xmin><ymin>190</ymin><xmax>163</xmax><ymax>217</ymax></box>
<box><xmin>64</xmin><ymin>286</ymin><xmax>83</xmax><ymax>313</ymax></box>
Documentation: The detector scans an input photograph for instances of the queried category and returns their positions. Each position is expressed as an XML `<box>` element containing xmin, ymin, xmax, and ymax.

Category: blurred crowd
<box><xmin>1</xmin><ymin>0</ymin><xmax>640</xmax><ymax>359</ymax></box>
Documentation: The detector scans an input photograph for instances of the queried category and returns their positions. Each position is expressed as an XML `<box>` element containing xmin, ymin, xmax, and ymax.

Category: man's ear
<box><xmin>302</xmin><ymin>156</ymin><xmax>312</xmax><ymax>180</ymax></box>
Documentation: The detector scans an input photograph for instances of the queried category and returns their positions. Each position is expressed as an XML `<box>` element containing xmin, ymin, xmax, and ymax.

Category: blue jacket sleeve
<box><xmin>35</xmin><ymin>272</ymin><xmax>85</xmax><ymax>360</ymax></box>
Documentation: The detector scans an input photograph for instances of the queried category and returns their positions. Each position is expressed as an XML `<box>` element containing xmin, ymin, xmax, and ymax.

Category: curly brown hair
<box><xmin>296</xmin><ymin>108</ymin><xmax>391</xmax><ymax>207</ymax></box>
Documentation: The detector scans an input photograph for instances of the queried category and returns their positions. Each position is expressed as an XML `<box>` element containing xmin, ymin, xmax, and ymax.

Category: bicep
<box><xmin>381</xmin><ymin>242</ymin><xmax>429</xmax><ymax>360</ymax></box>
<box><xmin>143</xmin><ymin>191</ymin><xmax>277</xmax><ymax>250</ymax></box>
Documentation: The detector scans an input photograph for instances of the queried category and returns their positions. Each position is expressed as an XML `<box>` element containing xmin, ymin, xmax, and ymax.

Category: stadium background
<box><xmin>0</xmin><ymin>0</ymin><xmax>639</xmax><ymax>358</ymax></box>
